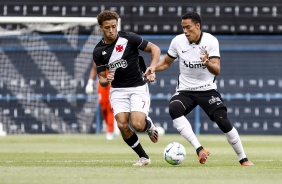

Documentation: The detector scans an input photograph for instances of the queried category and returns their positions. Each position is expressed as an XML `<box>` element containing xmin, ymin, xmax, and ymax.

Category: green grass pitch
<box><xmin>0</xmin><ymin>134</ymin><xmax>281</xmax><ymax>184</ymax></box>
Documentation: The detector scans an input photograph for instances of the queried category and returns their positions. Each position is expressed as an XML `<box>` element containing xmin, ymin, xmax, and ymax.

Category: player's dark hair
<box><xmin>97</xmin><ymin>10</ymin><xmax>119</xmax><ymax>25</ymax></box>
<box><xmin>181</xmin><ymin>11</ymin><xmax>202</xmax><ymax>28</ymax></box>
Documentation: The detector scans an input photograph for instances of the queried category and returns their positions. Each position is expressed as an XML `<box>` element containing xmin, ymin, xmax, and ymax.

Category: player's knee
<box><xmin>117</xmin><ymin>121</ymin><xmax>130</xmax><ymax>132</ymax></box>
<box><xmin>211</xmin><ymin>108</ymin><xmax>233</xmax><ymax>133</ymax></box>
<box><xmin>131</xmin><ymin>121</ymin><xmax>144</xmax><ymax>132</ymax></box>
<box><xmin>169</xmin><ymin>101</ymin><xmax>185</xmax><ymax>119</ymax></box>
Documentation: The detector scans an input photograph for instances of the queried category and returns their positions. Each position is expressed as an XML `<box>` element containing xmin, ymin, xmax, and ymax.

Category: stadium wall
<box><xmin>0</xmin><ymin>1</ymin><xmax>281</xmax><ymax>135</ymax></box>
<box><xmin>0</xmin><ymin>35</ymin><xmax>281</xmax><ymax>135</ymax></box>
<box><xmin>1</xmin><ymin>0</ymin><xmax>282</xmax><ymax>35</ymax></box>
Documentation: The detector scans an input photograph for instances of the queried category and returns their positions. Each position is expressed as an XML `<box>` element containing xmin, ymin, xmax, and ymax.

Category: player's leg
<box><xmin>99</xmin><ymin>86</ymin><xmax>115</xmax><ymax>140</ymax></box>
<box><xmin>110</xmin><ymin>87</ymin><xmax>150</xmax><ymax>166</ymax></box>
<box><xmin>103</xmin><ymin>102</ymin><xmax>115</xmax><ymax>140</ymax></box>
<box><xmin>200</xmin><ymin>90</ymin><xmax>254</xmax><ymax>166</ymax></box>
<box><xmin>169</xmin><ymin>92</ymin><xmax>209</xmax><ymax>164</ymax></box>
<box><xmin>211</xmin><ymin>108</ymin><xmax>254</xmax><ymax>166</ymax></box>
<box><xmin>115</xmin><ymin>111</ymin><xmax>150</xmax><ymax>166</ymax></box>
<box><xmin>130</xmin><ymin>83</ymin><xmax>158</xmax><ymax>143</ymax></box>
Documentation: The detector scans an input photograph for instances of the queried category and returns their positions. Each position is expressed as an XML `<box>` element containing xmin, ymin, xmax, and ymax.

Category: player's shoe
<box><xmin>198</xmin><ymin>148</ymin><xmax>210</xmax><ymax>164</ymax></box>
<box><xmin>133</xmin><ymin>157</ymin><xmax>151</xmax><ymax>166</ymax></box>
<box><xmin>145</xmin><ymin>117</ymin><xmax>159</xmax><ymax>143</ymax></box>
<box><xmin>240</xmin><ymin>158</ymin><xmax>254</xmax><ymax>166</ymax></box>
<box><xmin>106</xmin><ymin>133</ymin><xmax>114</xmax><ymax>140</ymax></box>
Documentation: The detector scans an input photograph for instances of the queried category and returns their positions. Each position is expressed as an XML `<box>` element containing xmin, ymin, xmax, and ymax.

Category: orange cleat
<box><xmin>198</xmin><ymin>149</ymin><xmax>210</xmax><ymax>164</ymax></box>
<box><xmin>240</xmin><ymin>158</ymin><xmax>254</xmax><ymax>166</ymax></box>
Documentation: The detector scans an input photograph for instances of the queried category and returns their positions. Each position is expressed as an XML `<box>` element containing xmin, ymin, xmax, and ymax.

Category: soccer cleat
<box><xmin>240</xmin><ymin>158</ymin><xmax>254</xmax><ymax>166</ymax></box>
<box><xmin>145</xmin><ymin>117</ymin><xmax>159</xmax><ymax>143</ymax></box>
<box><xmin>106</xmin><ymin>133</ymin><xmax>114</xmax><ymax>140</ymax></box>
<box><xmin>198</xmin><ymin>149</ymin><xmax>210</xmax><ymax>164</ymax></box>
<box><xmin>133</xmin><ymin>157</ymin><xmax>151</xmax><ymax>166</ymax></box>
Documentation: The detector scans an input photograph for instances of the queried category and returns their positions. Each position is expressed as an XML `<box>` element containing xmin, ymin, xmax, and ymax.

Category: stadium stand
<box><xmin>1</xmin><ymin>0</ymin><xmax>282</xmax><ymax>34</ymax></box>
<box><xmin>0</xmin><ymin>0</ymin><xmax>281</xmax><ymax>134</ymax></box>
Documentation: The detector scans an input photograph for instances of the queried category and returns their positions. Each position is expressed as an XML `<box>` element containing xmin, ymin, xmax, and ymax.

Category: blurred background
<box><xmin>0</xmin><ymin>0</ymin><xmax>281</xmax><ymax>135</ymax></box>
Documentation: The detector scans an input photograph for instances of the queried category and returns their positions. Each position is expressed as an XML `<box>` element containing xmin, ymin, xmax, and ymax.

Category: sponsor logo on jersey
<box><xmin>183</xmin><ymin>61</ymin><xmax>206</xmax><ymax>69</ymax></box>
<box><xmin>208</xmin><ymin>96</ymin><xmax>222</xmax><ymax>105</ymax></box>
<box><xmin>108</xmin><ymin>37</ymin><xmax>128</xmax><ymax>73</ymax></box>
<box><xmin>108</xmin><ymin>59</ymin><xmax>128</xmax><ymax>72</ymax></box>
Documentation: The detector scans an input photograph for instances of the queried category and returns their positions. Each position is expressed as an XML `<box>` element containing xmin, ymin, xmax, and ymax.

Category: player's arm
<box><xmin>200</xmin><ymin>52</ymin><xmax>220</xmax><ymax>75</ymax></box>
<box><xmin>96</xmin><ymin>63</ymin><xmax>114</xmax><ymax>87</ymax></box>
<box><xmin>201</xmin><ymin>37</ymin><xmax>221</xmax><ymax>76</ymax></box>
<box><xmin>204</xmin><ymin>58</ymin><xmax>220</xmax><ymax>75</ymax></box>
<box><xmin>143</xmin><ymin>42</ymin><xmax>161</xmax><ymax>82</ymax></box>
<box><xmin>85</xmin><ymin>63</ymin><xmax>97</xmax><ymax>94</ymax></box>
<box><xmin>155</xmin><ymin>54</ymin><xmax>175</xmax><ymax>72</ymax></box>
<box><xmin>143</xmin><ymin>42</ymin><xmax>161</xmax><ymax>70</ymax></box>
<box><xmin>97</xmin><ymin>71</ymin><xmax>111</xmax><ymax>87</ymax></box>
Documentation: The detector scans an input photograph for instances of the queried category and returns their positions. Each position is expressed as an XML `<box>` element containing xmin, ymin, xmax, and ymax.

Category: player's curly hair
<box><xmin>97</xmin><ymin>10</ymin><xmax>119</xmax><ymax>26</ymax></box>
<box><xmin>181</xmin><ymin>11</ymin><xmax>202</xmax><ymax>28</ymax></box>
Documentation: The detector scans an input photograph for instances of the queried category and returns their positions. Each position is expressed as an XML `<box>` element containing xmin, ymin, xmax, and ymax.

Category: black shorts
<box><xmin>170</xmin><ymin>89</ymin><xmax>227</xmax><ymax>121</ymax></box>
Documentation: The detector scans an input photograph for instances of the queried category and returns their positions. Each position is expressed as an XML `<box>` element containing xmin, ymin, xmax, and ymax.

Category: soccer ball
<box><xmin>163</xmin><ymin>142</ymin><xmax>186</xmax><ymax>165</ymax></box>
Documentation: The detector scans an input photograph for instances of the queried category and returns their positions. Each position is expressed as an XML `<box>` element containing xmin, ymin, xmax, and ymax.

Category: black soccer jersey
<box><xmin>93</xmin><ymin>31</ymin><xmax>148</xmax><ymax>88</ymax></box>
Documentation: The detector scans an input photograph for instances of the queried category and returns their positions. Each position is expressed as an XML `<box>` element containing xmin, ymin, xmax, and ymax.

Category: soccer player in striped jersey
<box><xmin>93</xmin><ymin>10</ymin><xmax>161</xmax><ymax>166</ymax></box>
<box><xmin>150</xmin><ymin>11</ymin><xmax>254</xmax><ymax>166</ymax></box>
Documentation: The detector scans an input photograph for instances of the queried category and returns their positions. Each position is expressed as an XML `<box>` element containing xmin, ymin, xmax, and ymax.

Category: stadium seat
<box><xmin>182</xmin><ymin>4</ymin><xmax>198</xmax><ymax>14</ymax></box>
<box><xmin>103</xmin><ymin>4</ymin><xmax>131</xmax><ymax>17</ymax></box>
<box><xmin>121</xmin><ymin>23</ymin><xmax>132</xmax><ymax>32</ymax></box>
<box><xmin>45</xmin><ymin>5</ymin><xmax>64</xmax><ymax>16</ymax></box>
<box><xmin>256</xmin><ymin>5</ymin><xmax>274</xmax><ymax>17</ymax></box>
<box><xmin>16</xmin><ymin>4</ymin><xmax>41</xmax><ymax>16</ymax></box>
<box><xmin>84</xmin><ymin>4</ymin><xmax>101</xmax><ymax>16</ymax></box>
<box><xmin>141</xmin><ymin>4</ymin><xmax>160</xmax><ymax>16</ymax></box>
<box><xmin>6</xmin><ymin>4</ymin><xmax>23</xmax><ymax>16</ymax></box>
<box><xmin>201</xmin><ymin>5</ymin><xmax>218</xmax><ymax>17</ymax></box>
<box><xmin>63</xmin><ymin>5</ymin><xmax>82</xmax><ymax>16</ymax></box>
<box><xmin>220</xmin><ymin>5</ymin><xmax>236</xmax><ymax>17</ymax></box>
<box><xmin>161</xmin><ymin>5</ymin><xmax>182</xmax><ymax>17</ymax></box>
<box><xmin>239</xmin><ymin>5</ymin><xmax>255</xmax><ymax>17</ymax></box>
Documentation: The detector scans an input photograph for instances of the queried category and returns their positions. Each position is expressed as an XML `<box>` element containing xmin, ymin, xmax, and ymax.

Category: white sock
<box><xmin>225</xmin><ymin>127</ymin><xmax>247</xmax><ymax>160</ymax></box>
<box><xmin>173</xmin><ymin>116</ymin><xmax>201</xmax><ymax>149</ymax></box>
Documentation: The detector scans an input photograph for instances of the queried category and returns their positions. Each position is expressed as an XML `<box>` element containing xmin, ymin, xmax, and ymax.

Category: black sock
<box><xmin>143</xmin><ymin>117</ymin><xmax>151</xmax><ymax>132</ymax></box>
<box><xmin>196</xmin><ymin>146</ymin><xmax>204</xmax><ymax>156</ymax></box>
<box><xmin>239</xmin><ymin>158</ymin><xmax>248</xmax><ymax>164</ymax></box>
<box><xmin>123</xmin><ymin>133</ymin><xmax>149</xmax><ymax>159</ymax></box>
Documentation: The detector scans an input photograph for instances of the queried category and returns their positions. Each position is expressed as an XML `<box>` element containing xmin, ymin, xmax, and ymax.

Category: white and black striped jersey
<box><xmin>167</xmin><ymin>32</ymin><xmax>220</xmax><ymax>91</ymax></box>
<box><xmin>93</xmin><ymin>31</ymin><xmax>148</xmax><ymax>88</ymax></box>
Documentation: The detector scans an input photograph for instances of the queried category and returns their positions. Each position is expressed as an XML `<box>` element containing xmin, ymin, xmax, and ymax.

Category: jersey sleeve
<box><xmin>208</xmin><ymin>37</ymin><xmax>220</xmax><ymax>58</ymax></box>
<box><xmin>167</xmin><ymin>37</ymin><xmax>178</xmax><ymax>59</ymax></box>
<box><xmin>127</xmin><ymin>31</ymin><xmax>148</xmax><ymax>51</ymax></box>
<box><xmin>93</xmin><ymin>48</ymin><xmax>106</xmax><ymax>73</ymax></box>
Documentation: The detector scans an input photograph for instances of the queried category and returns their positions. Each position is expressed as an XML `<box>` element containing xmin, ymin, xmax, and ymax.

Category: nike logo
<box><xmin>182</xmin><ymin>50</ymin><xmax>188</xmax><ymax>53</ymax></box>
<box><xmin>217</xmin><ymin>102</ymin><xmax>222</xmax><ymax>105</ymax></box>
<box><xmin>102</xmin><ymin>51</ymin><xmax>107</xmax><ymax>55</ymax></box>
<box><xmin>166</xmin><ymin>146</ymin><xmax>173</xmax><ymax>153</ymax></box>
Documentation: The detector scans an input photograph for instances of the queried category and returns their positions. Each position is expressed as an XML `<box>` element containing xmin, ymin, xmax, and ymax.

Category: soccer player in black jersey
<box><xmin>93</xmin><ymin>10</ymin><xmax>161</xmax><ymax>166</ymax></box>
<box><xmin>149</xmin><ymin>11</ymin><xmax>254</xmax><ymax>166</ymax></box>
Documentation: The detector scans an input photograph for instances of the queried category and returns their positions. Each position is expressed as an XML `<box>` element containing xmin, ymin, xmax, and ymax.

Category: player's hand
<box><xmin>107</xmin><ymin>72</ymin><xmax>115</xmax><ymax>84</ymax></box>
<box><xmin>144</xmin><ymin>67</ymin><xmax>156</xmax><ymax>82</ymax></box>
<box><xmin>85</xmin><ymin>79</ymin><xmax>94</xmax><ymax>94</ymax></box>
<box><xmin>200</xmin><ymin>51</ymin><xmax>209</xmax><ymax>66</ymax></box>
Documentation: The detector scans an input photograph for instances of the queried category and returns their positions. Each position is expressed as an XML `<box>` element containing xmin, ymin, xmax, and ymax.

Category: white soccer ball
<box><xmin>163</xmin><ymin>142</ymin><xmax>186</xmax><ymax>165</ymax></box>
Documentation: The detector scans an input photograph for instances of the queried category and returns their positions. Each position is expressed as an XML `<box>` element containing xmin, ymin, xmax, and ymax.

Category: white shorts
<box><xmin>110</xmin><ymin>83</ymin><xmax>150</xmax><ymax>116</ymax></box>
